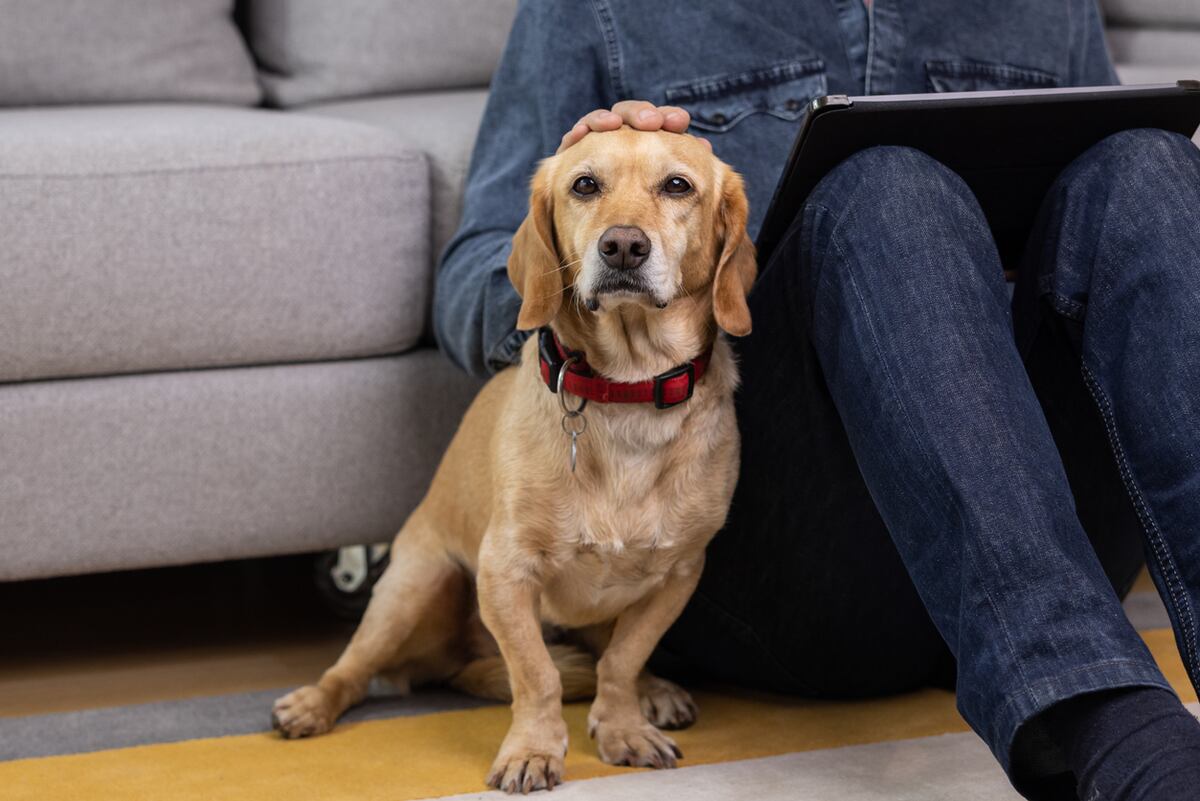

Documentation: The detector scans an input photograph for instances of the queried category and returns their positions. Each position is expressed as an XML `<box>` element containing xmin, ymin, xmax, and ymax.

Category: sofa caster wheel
<box><xmin>313</xmin><ymin>544</ymin><xmax>389</xmax><ymax>620</ymax></box>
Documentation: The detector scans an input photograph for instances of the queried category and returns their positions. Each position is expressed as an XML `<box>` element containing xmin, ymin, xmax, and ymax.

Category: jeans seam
<box><xmin>1045</xmin><ymin>291</ymin><xmax>1086</xmax><ymax>322</ymax></box>
<box><xmin>864</xmin><ymin>3</ymin><xmax>877</xmax><ymax>95</ymax></box>
<box><xmin>801</xmin><ymin>202</ymin><xmax>832</xmax><ymax>329</ymax></box>
<box><xmin>587</xmin><ymin>0</ymin><xmax>627</xmax><ymax>100</ymax></box>
<box><xmin>1079</xmin><ymin>363</ymin><xmax>1200</xmax><ymax>674</ymax></box>
<box><xmin>663</xmin><ymin>57</ymin><xmax>824</xmax><ymax>104</ymax></box>
<box><xmin>828</xmin><ymin>232</ymin><xmax>1039</xmax><ymax>715</ymax></box>
<box><xmin>999</xmin><ymin>657</ymin><xmax>1170</xmax><ymax>711</ymax></box>
<box><xmin>994</xmin><ymin>658</ymin><xmax>1173</xmax><ymax>754</ymax></box>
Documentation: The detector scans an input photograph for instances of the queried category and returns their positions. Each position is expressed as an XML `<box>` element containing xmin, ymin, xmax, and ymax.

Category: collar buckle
<box><xmin>653</xmin><ymin>362</ymin><xmax>696</xmax><ymax>409</ymax></box>
<box><xmin>538</xmin><ymin>328</ymin><xmax>562</xmax><ymax>393</ymax></box>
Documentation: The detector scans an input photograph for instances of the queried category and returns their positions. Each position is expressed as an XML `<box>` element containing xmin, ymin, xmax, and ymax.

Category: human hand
<box><xmin>556</xmin><ymin>99</ymin><xmax>709</xmax><ymax>153</ymax></box>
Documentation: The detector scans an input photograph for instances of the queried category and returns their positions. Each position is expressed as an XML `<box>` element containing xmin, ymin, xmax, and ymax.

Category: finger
<box><xmin>558</xmin><ymin>110</ymin><xmax>620</xmax><ymax>154</ymax></box>
<box><xmin>582</xmin><ymin>108</ymin><xmax>623</xmax><ymax>131</ymax></box>
<box><xmin>657</xmin><ymin>105</ymin><xmax>691</xmax><ymax>132</ymax></box>
<box><xmin>557</xmin><ymin>121</ymin><xmax>590</xmax><ymax>153</ymax></box>
<box><xmin>612</xmin><ymin>99</ymin><xmax>663</xmax><ymax>131</ymax></box>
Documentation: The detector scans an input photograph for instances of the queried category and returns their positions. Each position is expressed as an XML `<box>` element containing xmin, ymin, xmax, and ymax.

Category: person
<box><xmin>434</xmin><ymin>2</ymin><xmax>1200</xmax><ymax>798</ymax></box>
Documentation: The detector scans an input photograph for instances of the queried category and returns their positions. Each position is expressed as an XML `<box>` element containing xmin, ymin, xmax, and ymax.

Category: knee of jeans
<box><xmin>1059</xmin><ymin>128</ymin><xmax>1199</xmax><ymax>200</ymax></box>
<box><xmin>1093</xmin><ymin>128</ymin><xmax>1196</xmax><ymax>168</ymax></box>
<box><xmin>805</xmin><ymin>146</ymin><xmax>972</xmax><ymax>219</ymax></box>
<box><xmin>799</xmin><ymin>146</ymin><xmax>983</xmax><ymax>296</ymax></box>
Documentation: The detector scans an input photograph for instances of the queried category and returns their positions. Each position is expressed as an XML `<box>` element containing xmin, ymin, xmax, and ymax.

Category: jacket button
<box><xmin>709</xmin><ymin>112</ymin><xmax>728</xmax><ymax>125</ymax></box>
<box><xmin>785</xmin><ymin>98</ymin><xmax>802</xmax><ymax>111</ymax></box>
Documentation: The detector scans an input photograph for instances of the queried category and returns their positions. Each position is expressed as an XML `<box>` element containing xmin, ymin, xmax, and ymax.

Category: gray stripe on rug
<box><xmin>426</xmin><ymin>705</ymin><xmax>1199</xmax><ymax>801</ymax></box>
<box><xmin>1124</xmin><ymin>589</ymin><xmax>1172</xmax><ymax>632</ymax></box>
<box><xmin>0</xmin><ymin>687</ymin><xmax>494</xmax><ymax>762</ymax></box>
<box><xmin>425</xmin><ymin>730</ymin><xmax>1026</xmax><ymax>801</ymax></box>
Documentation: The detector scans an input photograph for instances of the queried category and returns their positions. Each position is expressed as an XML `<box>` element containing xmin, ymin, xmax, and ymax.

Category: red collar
<box><xmin>537</xmin><ymin>327</ymin><xmax>711</xmax><ymax>410</ymax></box>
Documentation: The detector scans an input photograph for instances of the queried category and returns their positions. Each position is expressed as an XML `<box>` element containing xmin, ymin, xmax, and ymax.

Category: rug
<box><xmin>0</xmin><ymin>574</ymin><xmax>1190</xmax><ymax>801</ymax></box>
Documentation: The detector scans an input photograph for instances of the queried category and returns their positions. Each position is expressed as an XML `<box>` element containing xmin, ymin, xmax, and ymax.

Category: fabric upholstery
<box><xmin>0</xmin><ymin>105</ymin><xmax>431</xmax><ymax>383</ymax></box>
<box><xmin>0</xmin><ymin>0</ymin><xmax>260</xmax><ymax>107</ymax></box>
<box><xmin>304</xmin><ymin>89</ymin><xmax>490</xmax><ymax>261</ymax></box>
<box><xmin>1117</xmin><ymin>65</ymin><xmax>1200</xmax><ymax>97</ymax></box>
<box><xmin>246</xmin><ymin>0</ymin><xmax>519</xmax><ymax>107</ymax></box>
<box><xmin>0</xmin><ymin>351</ymin><xmax>483</xmax><ymax>581</ymax></box>
<box><xmin>1102</xmin><ymin>0</ymin><xmax>1200</xmax><ymax>28</ymax></box>
<box><xmin>1107</xmin><ymin>28</ymin><xmax>1200</xmax><ymax>69</ymax></box>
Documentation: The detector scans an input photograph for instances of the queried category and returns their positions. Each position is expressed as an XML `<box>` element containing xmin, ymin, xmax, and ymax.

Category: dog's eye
<box><xmin>571</xmin><ymin>176</ymin><xmax>599</xmax><ymax>196</ymax></box>
<box><xmin>662</xmin><ymin>176</ymin><xmax>692</xmax><ymax>195</ymax></box>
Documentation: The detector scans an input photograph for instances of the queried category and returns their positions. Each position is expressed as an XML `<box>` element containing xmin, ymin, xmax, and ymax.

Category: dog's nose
<box><xmin>598</xmin><ymin>226</ymin><xmax>651</xmax><ymax>271</ymax></box>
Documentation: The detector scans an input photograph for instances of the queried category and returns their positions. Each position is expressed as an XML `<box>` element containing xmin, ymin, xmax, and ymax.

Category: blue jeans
<box><xmin>655</xmin><ymin>129</ymin><xmax>1200</xmax><ymax>798</ymax></box>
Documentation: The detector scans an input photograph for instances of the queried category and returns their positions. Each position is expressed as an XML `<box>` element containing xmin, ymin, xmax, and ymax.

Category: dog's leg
<box><xmin>586</xmin><ymin>556</ymin><xmax>704</xmax><ymax>769</ymax></box>
<box><xmin>573</xmin><ymin>624</ymin><xmax>697</xmax><ymax>731</ymax></box>
<box><xmin>477</xmin><ymin>545</ymin><xmax>567</xmax><ymax>794</ymax></box>
<box><xmin>636</xmin><ymin>672</ymin><xmax>698</xmax><ymax>731</ymax></box>
<box><xmin>272</xmin><ymin>518</ymin><xmax>459</xmax><ymax>738</ymax></box>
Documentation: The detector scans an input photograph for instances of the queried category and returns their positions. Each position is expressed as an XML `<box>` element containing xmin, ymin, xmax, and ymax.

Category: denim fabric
<box><xmin>1015</xmin><ymin>130</ymin><xmax>1200</xmax><ymax>702</ymax></box>
<box><xmin>435</xmin><ymin>0</ymin><xmax>1117</xmax><ymax>376</ymax></box>
<box><xmin>658</xmin><ymin>131</ymin><xmax>1200</xmax><ymax>799</ymax></box>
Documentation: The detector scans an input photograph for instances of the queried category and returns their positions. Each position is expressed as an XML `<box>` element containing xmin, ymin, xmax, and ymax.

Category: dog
<box><xmin>271</xmin><ymin>126</ymin><xmax>757</xmax><ymax>794</ymax></box>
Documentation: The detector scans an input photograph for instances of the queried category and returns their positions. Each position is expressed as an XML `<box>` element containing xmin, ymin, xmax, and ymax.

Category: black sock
<box><xmin>1044</xmin><ymin>686</ymin><xmax>1200</xmax><ymax>801</ymax></box>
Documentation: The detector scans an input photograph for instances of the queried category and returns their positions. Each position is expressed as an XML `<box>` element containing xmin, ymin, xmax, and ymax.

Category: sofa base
<box><xmin>0</xmin><ymin>351</ymin><xmax>482</xmax><ymax>581</ymax></box>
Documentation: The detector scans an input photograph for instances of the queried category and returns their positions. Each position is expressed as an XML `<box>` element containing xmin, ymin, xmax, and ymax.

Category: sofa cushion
<box><xmin>1102</xmin><ymin>0</ymin><xmax>1200</xmax><ymax>29</ymax></box>
<box><xmin>0</xmin><ymin>0</ymin><xmax>260</xmax><ymax>107</ymax></box>
<box><xmin>0</xmin><ymin>351</ymin><xmax>483</xmax><ymax>581</ymax></box>
<box><xmin>304</xmin><ymin>89</ymin><xmax>490</xmax><ymax>261</ymax></box>
<box><xmin>0</xmin><ymin>105</ymin><xmax>430</xmax><ymax>384</ymax></box>
<box><xmin>1115</xmin><ymin>64</ymin><xmax>1200</xmax><ymax>91</ymax></box>
<box><xmin>1113</xmin><ymin>66</ymin><xmax>1200</xmax><ymax>144</ymax></box>
<box><xmin>1107</xmin><ymin>28</ymin><xmax>1200</xmax><ymax>70</ymax></box>
<box><xmin>246</xmin><ymin>0</ymin><xmax>519</xmax><ymax>107</ymax></box>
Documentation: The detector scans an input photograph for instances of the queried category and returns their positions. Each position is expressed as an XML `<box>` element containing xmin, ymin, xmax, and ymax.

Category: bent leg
<box><xmin>1017</xmin><ymin>129</ymin><xmax>1200</xmax><ymax>689</ymax></box>
<box><xmin>658</xmin><ymin>188</ymin><xmax>955</xmax><ymax>700</ymax></box>
<box><xmin>799</xmin><ymin>146</ymin><xmax>1170</xmax><ymax>792</ymax></box>
<box><xmin>272</xmin><ymin>513</ymin><xmax>466</xmax><ymax>738</ymax></box>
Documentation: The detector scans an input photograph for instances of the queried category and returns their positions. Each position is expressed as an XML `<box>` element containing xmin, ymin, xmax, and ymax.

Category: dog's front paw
<box><xmin>271</xmin><ymin>685</ymin><xmax>337</xmax><ymax>739</ymax></box>
<box><xmin>589</xmin><ymin>717</ymin><xmax>682</xmax><ymax>769</ymax></box>
<box><xmin>638</xmin><ymin>675</ymin><xmax>697</xmax><ymax>730</ymax></box>
<box><xmin>486</xmin><ymin>721</ymin><xmax>568</xmax><ymax>794</ymax></box>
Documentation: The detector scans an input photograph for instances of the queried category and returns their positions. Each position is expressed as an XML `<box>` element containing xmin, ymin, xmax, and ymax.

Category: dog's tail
<box><xmin>448</xmin><ymin>644</ymin><xmax>597</xmax><ymax>702</ymax></box>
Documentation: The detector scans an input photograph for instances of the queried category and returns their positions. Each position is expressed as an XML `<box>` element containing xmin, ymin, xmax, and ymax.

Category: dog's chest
<box><xmin>539</xmin><ymin>443</ymin><xmax>727</xmax><ymax>627</ymax></box>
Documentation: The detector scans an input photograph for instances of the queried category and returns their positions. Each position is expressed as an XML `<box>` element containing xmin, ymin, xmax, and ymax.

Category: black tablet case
<box><xmin>756</xmin><ymin>81</ymin><xmax>1200</xmax><ymax>268</ymax></box>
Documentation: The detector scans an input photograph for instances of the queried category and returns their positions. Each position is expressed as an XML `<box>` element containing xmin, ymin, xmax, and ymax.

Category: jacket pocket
<box><xmin>925</xmin><ymin>59</ymin><xmax>1060</xmax><ymax>92</ymax></box>
<box><xmin>664</xmin><ymin>58</ymin><xmax>827</xmax><ymax>133</ymax></box>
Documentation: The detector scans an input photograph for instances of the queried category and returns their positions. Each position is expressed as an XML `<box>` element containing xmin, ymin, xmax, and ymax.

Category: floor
<box><xmin>0</xmin><ymin>557</ymin><xmax>352</xmax><ymax>718</ymax></box>
<box><xmin>0</xmin><ymin>558</ymin><xmax>1190</xmax><ymax>801</ymax></box>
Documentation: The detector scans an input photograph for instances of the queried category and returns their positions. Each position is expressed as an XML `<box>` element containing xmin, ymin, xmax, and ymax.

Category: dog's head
<box><xmin>507</xmin><ymin>127</ymin><xmax>756</xmax><ymax>337</ymax></box>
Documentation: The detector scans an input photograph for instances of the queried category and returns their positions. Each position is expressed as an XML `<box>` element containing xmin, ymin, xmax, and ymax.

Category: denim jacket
<box><xmin>435</xmin><ymin>0</ymin><xmax>1117</xmax><ymax>377</ymax></box>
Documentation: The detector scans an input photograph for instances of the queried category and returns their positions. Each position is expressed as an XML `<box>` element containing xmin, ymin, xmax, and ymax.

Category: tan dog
<box><xmin>271</xmin><ymin>127</ymin><xmax>756</xmax><ymax>794</ymax></box>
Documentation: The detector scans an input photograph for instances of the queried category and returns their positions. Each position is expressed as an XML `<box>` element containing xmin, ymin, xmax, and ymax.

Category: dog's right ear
<box><xmin>507</xmin><ymin>163</ymin><xmax>563</xmax><ymax>330</ymax></box>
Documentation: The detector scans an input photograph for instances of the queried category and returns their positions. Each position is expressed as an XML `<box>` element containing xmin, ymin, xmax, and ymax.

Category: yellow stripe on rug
<box><xmin>1</xmin><ymin>629</ymin><xmax>1190</xmax><ymax>801</ymax></box>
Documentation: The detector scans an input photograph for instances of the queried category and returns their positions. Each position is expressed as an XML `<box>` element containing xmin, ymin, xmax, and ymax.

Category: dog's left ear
<box><xmin>507</xmin><ymin>161</ymin><xmax>564</xmax><ymax>331</ymax></box>
<box><xmin>712</xmin><ymin>168</ymin><xmax>757</xmax><ymax>336</ymax></box>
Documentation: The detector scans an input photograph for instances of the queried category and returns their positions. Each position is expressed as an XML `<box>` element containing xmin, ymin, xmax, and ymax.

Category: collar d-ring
<box><xmin>557</xmin><ymin>355</ymin><xmax>588</xmax><ymax>415</ymax></box>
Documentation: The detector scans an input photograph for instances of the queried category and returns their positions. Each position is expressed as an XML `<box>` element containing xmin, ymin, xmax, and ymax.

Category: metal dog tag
<box><xmin>561</xmin><ymin>411</ymin><xmax>587</xmax><ymax>473</ymax></box>
<box><xmin>557</xmin><ymin>355</ymin><xmax>588</xmax><ymax>474</ymax></box>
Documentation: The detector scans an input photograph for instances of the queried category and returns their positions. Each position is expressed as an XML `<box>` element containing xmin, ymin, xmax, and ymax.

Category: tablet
<box><xmin>755</xmin><ymin>81</ymin><xmax>1200</xmax><ymax>268</ymax></box>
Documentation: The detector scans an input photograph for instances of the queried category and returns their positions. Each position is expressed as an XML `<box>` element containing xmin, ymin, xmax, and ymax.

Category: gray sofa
<box><xmin>0</xmin><ymin>0</ymin><xmax>513</xmax><ymax>581</ymax></box>
<box><xmin>1</xmin><ymin>1</ymin><xmax>1197</xmax><ymax>583</ymax></box>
